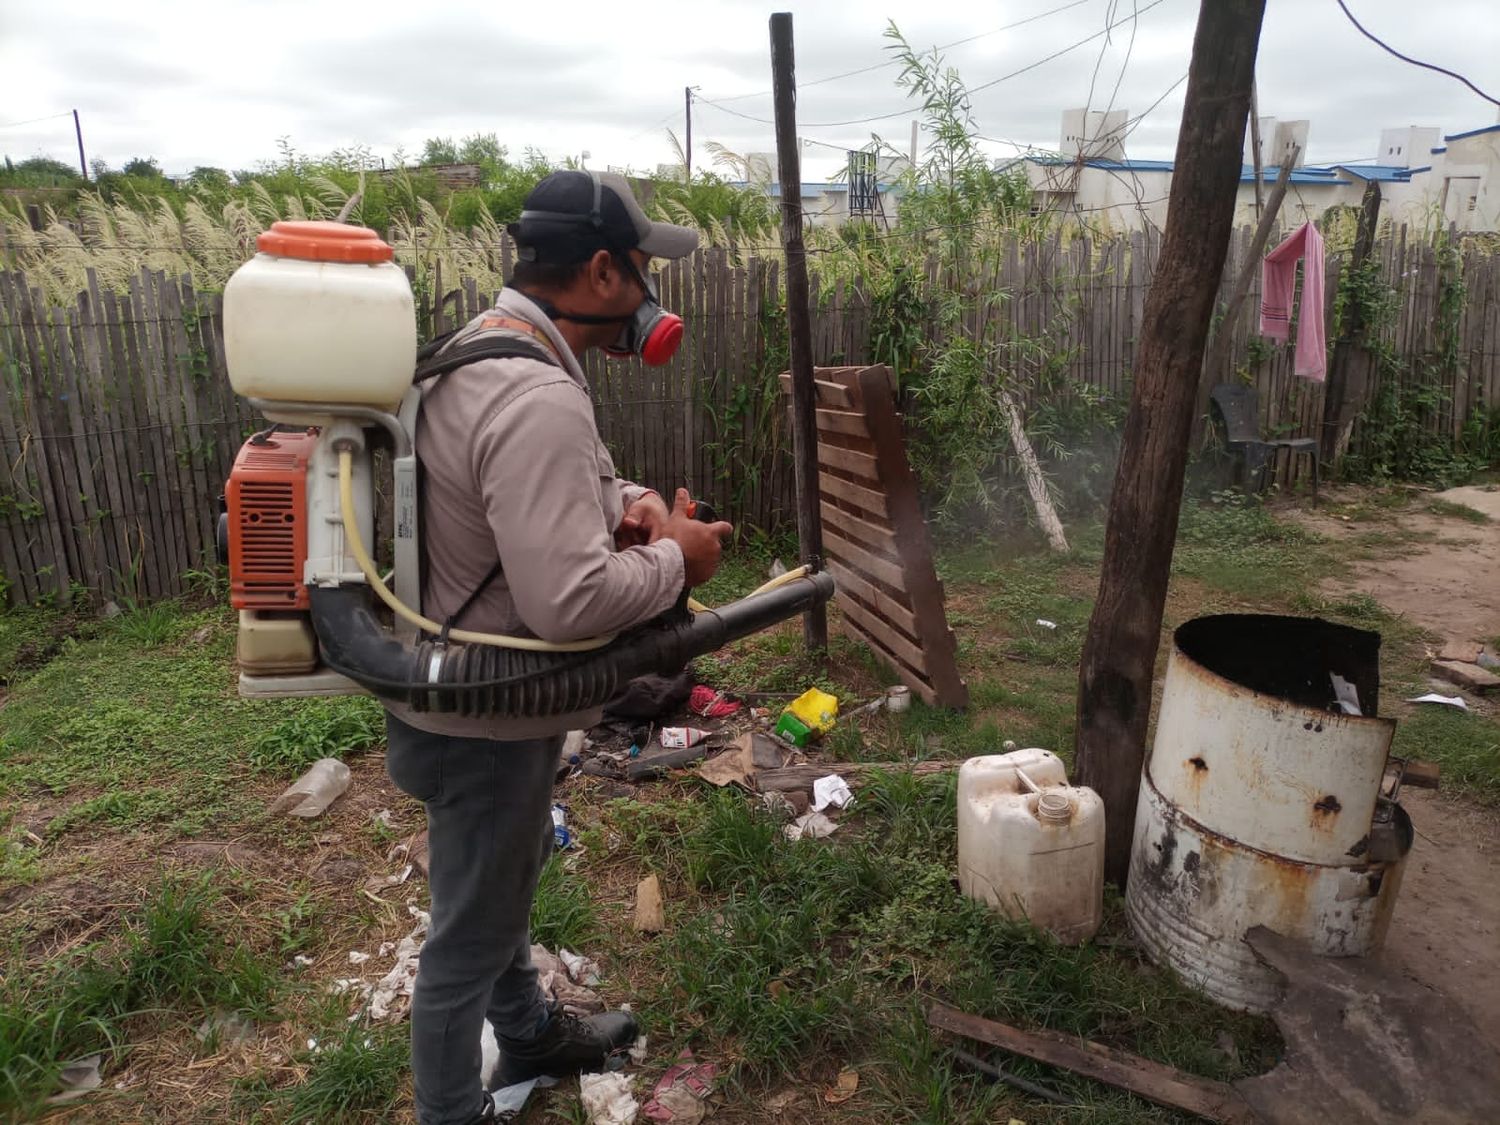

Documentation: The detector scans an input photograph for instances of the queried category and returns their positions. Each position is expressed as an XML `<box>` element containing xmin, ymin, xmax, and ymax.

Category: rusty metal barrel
<box><xmin>1125</xmin><ymin>615</ymin><xmax>1412</xmax><ymax>1012</ymax></box>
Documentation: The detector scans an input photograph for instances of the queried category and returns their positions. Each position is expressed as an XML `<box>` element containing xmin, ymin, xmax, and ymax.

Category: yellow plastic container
<box><xmin>787</xmin><ymin>688</ymin><xmax>839</xmax><ymax>734</ymax></box>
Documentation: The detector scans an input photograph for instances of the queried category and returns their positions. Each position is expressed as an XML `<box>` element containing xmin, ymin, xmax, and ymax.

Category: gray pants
<box><xmin>385</xmin><ymin>712</ymin><xmax>561</xmax><ymax>1125</ymax></box>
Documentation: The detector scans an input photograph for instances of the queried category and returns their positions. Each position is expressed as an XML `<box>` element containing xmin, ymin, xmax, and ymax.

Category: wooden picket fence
<box><xmin>0</xmin><ymin>226</ymin><xmax>1496</xmax><ymax>606</ymax></box>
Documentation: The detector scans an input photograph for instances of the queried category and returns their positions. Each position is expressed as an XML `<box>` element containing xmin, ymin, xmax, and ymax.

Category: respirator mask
<box><xmin>509</xmin><ymin>171</ymin><xmax>685</xmax><ymax>366</ymax></box>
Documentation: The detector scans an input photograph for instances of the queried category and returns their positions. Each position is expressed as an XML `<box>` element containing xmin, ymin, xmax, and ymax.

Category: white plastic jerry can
<box><xmin>957</xmin><ymin>748</ymin><xmax>1105</xmax><ymax>945</ymax></box>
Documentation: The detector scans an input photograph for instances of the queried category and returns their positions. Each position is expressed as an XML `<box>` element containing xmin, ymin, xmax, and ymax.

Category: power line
<box><xmin>696</xmin><ymin>0</ymin><xmax>1170</xmax><ymax>133</ymax></box>
<box><xmin>1334</xmin><ymin>0</ymin><xmax>1500</xmax><ymax>106</ymax></box>
<box><xmin>703</xmin><ymin>0</ymin><xmax>1097</xmax><ymax>104</ymax></box>
<box><xmin>968</xmin><ymin>0</ymin><xmax>1168</xmax><ymax>95</ymax></box>
<box><xmin>0</xmin><ymin>112</ymin><xmax>73</xmax><ymax>131</ymax></box>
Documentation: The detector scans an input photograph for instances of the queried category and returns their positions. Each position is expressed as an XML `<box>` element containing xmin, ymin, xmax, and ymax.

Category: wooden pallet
<box><xmin>780</xmin><ymin>365</ymin><xmax>968</xmax><ymax>708</ymax></box>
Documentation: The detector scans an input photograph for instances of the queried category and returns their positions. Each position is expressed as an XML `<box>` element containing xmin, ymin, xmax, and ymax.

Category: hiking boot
<box><xmin>495</xmin><ymin>1003</ymin><xmax>639</xmax><ymax>1085</ymax></box>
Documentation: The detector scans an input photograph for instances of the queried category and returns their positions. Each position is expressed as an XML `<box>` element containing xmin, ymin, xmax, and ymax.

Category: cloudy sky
<box><xmin>2</xmin><ymin>0</ymin><xmax>1497</xmax><ymax>180</ymax></box>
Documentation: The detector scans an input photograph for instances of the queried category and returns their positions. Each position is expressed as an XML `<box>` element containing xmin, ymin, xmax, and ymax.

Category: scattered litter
<box><xmin>407</xmin><ymin>830</ymin><xmax>430</xmax><ymax>879</ymax></box>
<box><xmin>564</xmin><ymin>729</ymin><xmax>588</xmax><ymax>759</ymax></box>
<box><xmin>348</xmin><ymin>951</ymin><xmax>371</xmax><ymax>966</ymax></box>
<box><xmin>46</xmin><ymin>1054</ymin><xmax>102</xmax><ymax>1104</ymax></box>
<box><xmin>366</xmin><ymin>907</ymin><xmax>430</xmax><ymax>1021</ymax></box>
<box><xmin>532</xmin><ymin>944</ymin><xmax>606</xmax><ymax>1016</ymax></box>
<box><xmin>1212</xmin><ymin>1030</ymin><xmax>1241</xmax><ymax>1068</ymax></box>
<box><xmin>642</xmin><ymin>1048</ymin><xmax>717</xmax><ymax>1123</ymax></box>
<box><xmin>886</xmin><ymin>684</ymin><xmax>912</xmax><ymax>713</ymax></box>
<box><xmin>659</xmin><ymin>727</ymin><xmax>711</xmax><ymax>749</ymax></box>
<box><xmin>363</xmin><ymin>864</ymin><xmax>415</xmax><ymax>896</ymax></box>
<box><xmin>377</xmin><ymin>941</ymin><xmax>395</xmax><ymax>958</ymax></box>
<box><xmin>784</xmin><ymin>811</ymin><xmax>839</xmax><ymax>841</ymax></box>
<box><xmin>1035</xmin><ymin>619</ymin><xmax>1058</xmax><ymax>630</ymax></box>
<box><xmin>842</xmin><ymin>696</ymin><xmax>886</xmax><ymax>720</ymax></box>
<box><xmin>291</xmin><ymin>954</ymin><xmax>315</xmax><ymax>969</ymax></box>
<box><xmin>1330</xmin><ymin>673</ymin><xmax>1362</xmax><ymax>716</ymax></box>
<box><xmin>552</xmin><ymin>804</ymin><xmax>573</xmax><ymax>850</ymax></box>
<box><xmin>1407</xmin><ymin>692</ymin><xmax>1469</xmax><ymax>711</ymax></box>
<box><xmin>812</xmin><ymin>774</ymin><xmax>854</xmax><ymax>812</ymax></box>
<box><xmin>633</xmin><ymin>875</ymin><xmax>666</xmax><ymax>934</ymax></box>
<box><xmin>697</xmin><ymin>736</ymin><xmax>757</xmax><ymax>789</ymax></box>
<box><xmin>579</xmin><ymin>1071</ymin><xmax>638</xmax><ymax>1125</ymax></box>
<box><xmin>559</xmin><ymin>948</ymin><xmax>602</xmax><ymax>986</ymax></box>
<box><xmin>195</xmin><ymin>1010</ymin><xmax>255</xmax><ymax>1047</ymax></box>
<box><xmin>629</xmin><ymin>1035</ymin><xmax>649</xmax><ymax>1065</ymax></box>
<box><xmin>689</xmin><ymin>685</ymin><xmax>742</xmax><ymax>719</ymax></box>
<box><xmin>372</xmin><ymin>808</ymin><xmax>397</xmax><ymax>830</ymax></box>
<box><xmin>488</xmin><ymin>1077</ymin><xmax>541</xmax><ymax>1120</ymax></box>
<box><xmin>823</xmin><ymin>1068</ymin><xmax>859</xmax><ymax>1104</ymax></box>
<box><xmin>769</xmin><ymin>558</ymin><xmax>788</xmax><ymax>579</ymax></box>
<box><xmin>270</xmin><ymin>758</ymin><xmax>351</xmax><ymax>818</ymax></box>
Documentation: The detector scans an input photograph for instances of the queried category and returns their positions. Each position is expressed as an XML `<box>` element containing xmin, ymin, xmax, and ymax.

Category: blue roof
<box><xmin>1406</xmin><ymin>165</ymin><xmax>1432</xmax><ymax>175</ymax></box>
<box><xmin>1027</xmin><ymin>155</ymin><xmax>1175</xmax><ymax>172</ymax></box>
<box><xmin>736</xmin><ymin>181</ymin><xmax>895</xmax><ymax>197</ymax></box>
<box><xmin>1336</xmin><ymin>164</ymin><xmax>1411</xmax><ymax>182</ymax></box>
<box><xmin>1431</xmin><ymin>146</ymin><xmax>1447</xmax><ymax>154</ymax></box>
<box><xmin>1240</xmin><ymin>163</ymin><xmax>1350</xmax><ymax>185</ymax></box>
<box><xmin>1445</xmin><ymin>124</ymin><xmax>1500</xmax><ymax>142</ymax></box>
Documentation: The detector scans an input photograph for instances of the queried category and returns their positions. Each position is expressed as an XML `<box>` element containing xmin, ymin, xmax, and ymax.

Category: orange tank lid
<box><xmin>256</xmin><ymin>220</ymin><xmax>394</xmax><ymax>263</ymax></box>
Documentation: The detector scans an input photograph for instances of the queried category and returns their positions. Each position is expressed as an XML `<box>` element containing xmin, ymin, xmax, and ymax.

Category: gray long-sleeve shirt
<box><xmin>386</xmin><ymin>288</ymin><xmax>685</xmax><ymax>740</ymax></box>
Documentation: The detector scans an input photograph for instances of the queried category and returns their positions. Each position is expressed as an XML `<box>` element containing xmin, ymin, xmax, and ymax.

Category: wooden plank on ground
<box><xmin>927</xmin><ymin>1003</ymin><xmax>1255</xmax><ymax>1125</ymax></box>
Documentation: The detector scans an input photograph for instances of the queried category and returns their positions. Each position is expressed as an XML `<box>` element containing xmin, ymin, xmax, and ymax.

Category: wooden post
<box><xmin>1076</xmin><ymin>0</ymin><xmax>1267</xmax><ymax>887</ymax></box>
<box><xmin>770</xmin><ymin>10</ymin><xmax>828</xmax><ymax>651</ymax></box>
<box><xmin>1321</xmin><ymin>180</ymin><xmax>1382</xmax><ymax>462</ymax></box>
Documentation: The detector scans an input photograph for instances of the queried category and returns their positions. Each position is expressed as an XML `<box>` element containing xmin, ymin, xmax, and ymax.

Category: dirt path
<box><xmin>1379</xmin><ymin>789</ymin><xmax>1500</xmax><ymax>1047</ymax></box>
<box><xmin>1291</xmin><ymin>485</ymin><xmax>1500</xmax><ymax>1051</ymax></box>
<box><xmin>1300</xmin><ymin>485</ymin><xmax>1500</xmax><ymax>646</ymax></box>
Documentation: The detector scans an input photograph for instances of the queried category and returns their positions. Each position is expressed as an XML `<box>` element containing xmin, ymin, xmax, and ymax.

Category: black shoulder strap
<box><xmin>413</xmin><ymin>334</ymin><xmax>559</xmax><ymax>385</ymax></box>
<box><xmin>413</xmin><ymin>331</ymin><xmax>560</xmax><ymax>638</ymax></box>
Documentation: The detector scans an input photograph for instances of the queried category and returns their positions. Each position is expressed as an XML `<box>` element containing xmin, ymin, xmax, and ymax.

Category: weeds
<box><xmin>1393</xmin><ymin>708</ymin><xmax>1500</xmax><ymax>805</ymax></box>
<box><xmin>248</xmin><ymin>696</ymin><xmax>386</xmax><ymax>774</ymax></box>
<box><xmin>245</xmin><ymin>1016</ymin><xmax>410</xmax><ymax>1123</ymax></box>
<box><xmin>0</xmin><ymin>872</ymin><xmax>278</xmax><ymax>1117</ymax></box>
<box><xmin>532</xmin><ymin>854</ymin><xmax>597</xmax><ymax>952</ymax></box>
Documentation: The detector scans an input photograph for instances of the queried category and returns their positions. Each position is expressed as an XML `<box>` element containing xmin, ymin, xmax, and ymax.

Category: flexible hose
<box><xmin>338</xmin><ymin>450</ymin><xmax>614</xmax><ymax>652</ymax></box>
<box><xmin>336</xmin><ymin>450</ymin><xmax>813</xmax><ymax>653</ymax></box>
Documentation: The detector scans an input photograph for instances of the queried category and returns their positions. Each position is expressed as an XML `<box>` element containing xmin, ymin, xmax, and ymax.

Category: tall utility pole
<box><xmin>1248</xmin><ymin>83</ymin><xmax>1264</xmax><ymax>221</ymax></box>
<box><xmin>684</xmin><ymin>86</ymin><xmax>693</xmax><ymax>181</ymax></box>
<box><xmin>1075</xmin><ymin>0</ymin><xmax>1267</xmax><ymax>887</ymax></box>
<box><xmin>769</xmin><ymin>11</ymin><xmax>828</xmax><ymax>652</ymax></box>
<box><xmin>73</xmin><ymin>109</ymin><xmax>88</xmax><ymax>180</ymax></box>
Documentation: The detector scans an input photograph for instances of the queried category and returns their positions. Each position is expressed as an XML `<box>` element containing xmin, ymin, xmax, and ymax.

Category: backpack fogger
<box><xmin>219</xmin><ymin>220</ymin><xmax>833</xmax><ymax>717</ymax></box>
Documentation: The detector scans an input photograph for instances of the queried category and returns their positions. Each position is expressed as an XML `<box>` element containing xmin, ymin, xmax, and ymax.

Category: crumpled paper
<box><xmin>812</xmin><ymin>774</ymin><xmax>853</xmax><ymax>811</ymax></box>
<box><xmin>580</xmin><ymin>1071</ymin><xmax>638</xmax><ymax>1125</ymax></box>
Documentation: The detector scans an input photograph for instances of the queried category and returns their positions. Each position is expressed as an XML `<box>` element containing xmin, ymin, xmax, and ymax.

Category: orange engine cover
<box><xmin>227</xmin><ymin>430</ymin><xmax>316</xmax><ymax>610</ymax></box>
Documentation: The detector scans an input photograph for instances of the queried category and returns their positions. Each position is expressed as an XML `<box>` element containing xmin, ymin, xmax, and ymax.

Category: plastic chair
<box><xmin>1208</xmin><ymin>384</ymin><xmax>1319</xmax><ymax>497</ymax></box>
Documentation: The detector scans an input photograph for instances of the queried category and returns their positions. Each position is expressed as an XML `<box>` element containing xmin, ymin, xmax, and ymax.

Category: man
<box><xmin>384</xmin><ymin>170</ymin><xmax>731</xmax><ymax>1125</ymax></box>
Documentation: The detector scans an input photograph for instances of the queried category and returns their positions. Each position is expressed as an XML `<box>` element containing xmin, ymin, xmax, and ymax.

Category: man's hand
<box><xmin>615</xmin><ymin>491</ymin><xmax>670</xmax><ymax>549</ymax></box>
<box><xmin>661</xmin><ymin>488</ymin><xmax>733</xmax><ymax>587</ymax></box>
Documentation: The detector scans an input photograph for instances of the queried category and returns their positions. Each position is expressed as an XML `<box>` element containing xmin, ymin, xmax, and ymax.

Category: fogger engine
<box><xmin>218</xmin><ymin>220</ymin><xmax>833</xmax><ymax>717</ymax></box>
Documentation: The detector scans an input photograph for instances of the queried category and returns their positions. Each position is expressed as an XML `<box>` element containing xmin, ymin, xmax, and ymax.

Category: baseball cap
<box><xmin>510</xmin><ymin>170</ymin><xmax>699</xmax><ymax>264</ymax></box>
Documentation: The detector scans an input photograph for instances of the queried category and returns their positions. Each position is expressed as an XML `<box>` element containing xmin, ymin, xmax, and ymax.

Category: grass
<box><xmin>0</xmin><ymin>483</ymin><xmax>1493</xmax><ymax>1121</ymax></box>
<box><xmin>1427</xmin><ymin>497</ymin><xmax>1491</xmax><ymax>523</ymax></box>
<box><xmin>0</xmin><ymin>872</ymin><xmax>280</xmax><ymax>1118</ymax></box>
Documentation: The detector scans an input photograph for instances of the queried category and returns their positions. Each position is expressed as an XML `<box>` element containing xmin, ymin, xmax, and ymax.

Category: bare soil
<box><xmin>1293</xmin><ymin>485</ymin><xmax>1500</xmax><ymax>1052</ymax></box>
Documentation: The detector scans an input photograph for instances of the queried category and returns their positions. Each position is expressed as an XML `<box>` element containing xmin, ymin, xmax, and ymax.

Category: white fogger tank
<box><xmin>217</xmin><ymin>220</ymin><xmax>834</xmax><ymax>715</ymax></box>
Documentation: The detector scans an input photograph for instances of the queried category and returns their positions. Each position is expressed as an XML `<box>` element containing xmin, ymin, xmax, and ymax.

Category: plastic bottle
<box><xmin>957</xmin><ymin>748</ymin><xmax>1105</xmax><ymax>945</ymax></box>
<box><xmin>271</xmin><ymin>758</ymin><xmax>352</xmax><ymax>817</ymax></box>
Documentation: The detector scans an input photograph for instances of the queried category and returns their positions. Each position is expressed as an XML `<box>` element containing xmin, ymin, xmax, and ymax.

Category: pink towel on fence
<box><xmin>1260</xmin><ymin>221</ymin><xmax>1326</xmax><ymax>382</ymax></box>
